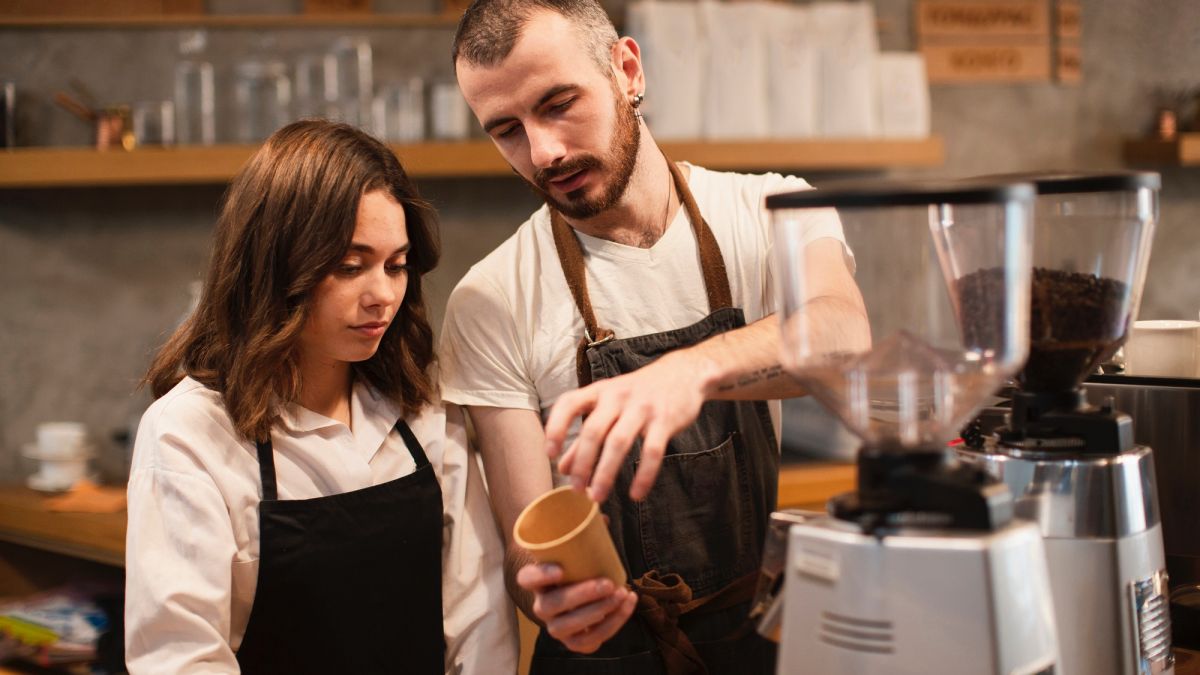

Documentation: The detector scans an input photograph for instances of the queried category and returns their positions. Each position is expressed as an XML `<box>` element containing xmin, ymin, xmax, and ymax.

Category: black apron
<box><xmin>531</xmin><ymin>160</ymin><xmax>780</xmax><ymax>675</ymax></box>
<box><xmin>236</xmin><ymin>418</ymin><xmax>445</xmax><ymax>675</ymax></box>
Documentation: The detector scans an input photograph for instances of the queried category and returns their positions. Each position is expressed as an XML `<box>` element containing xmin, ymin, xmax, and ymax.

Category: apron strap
<box><xmin>667</xmin><ymin>159</ymin><xmax>734</xmax><ymax>313</ymax></box>
<box><xmin>393</xmin><ymin>418</ymin><xmax>432</xmax><ymax>470</ymax></box>
<box><xmin>254</xmin><ymin>418</ymin><xmax>430</xmax><ymax>504</ymax></box>
<box><xmin>629</xmin><ymin>569</ymin><xmax>761</xmax><ymax>675</ymax></box>
<box><xmin>549</xmin><ymin>155</ymin><xmax>734</xmax><ymax>387</ymax></box>
<box><xmin>255</xmin><ymin>436</ymin><xmax>279</xmax><ymax>503</ymax></box>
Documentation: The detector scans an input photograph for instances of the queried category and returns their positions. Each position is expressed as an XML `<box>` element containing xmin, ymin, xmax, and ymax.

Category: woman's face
<box><xmin>298</xmin><ymin>189</ymin><xmax>410</xmax><ymax>369</ymax></box>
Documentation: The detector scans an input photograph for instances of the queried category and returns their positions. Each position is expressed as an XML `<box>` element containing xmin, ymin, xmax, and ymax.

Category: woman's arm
<box><xmin>439</xmin><ymin>404</ymin><xmax>520</xmax><ymax>675</ymax></box>
<box><xmin>125</xmin><ymin>464</ymin><xmax>241</xmax><ymax>674</ymax></box>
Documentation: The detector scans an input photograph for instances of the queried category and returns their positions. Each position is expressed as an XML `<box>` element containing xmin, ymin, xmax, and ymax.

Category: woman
<box><xmin>124</xmin><ymin>120</ymin><xmax>516</xmax><ymax>674</ymax></box>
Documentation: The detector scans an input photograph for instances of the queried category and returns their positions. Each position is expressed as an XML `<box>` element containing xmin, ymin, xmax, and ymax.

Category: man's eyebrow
<box><xmin>482</xmin><ymin>84</ymin><xmax>580</xmax><ymax>133</ymax></box>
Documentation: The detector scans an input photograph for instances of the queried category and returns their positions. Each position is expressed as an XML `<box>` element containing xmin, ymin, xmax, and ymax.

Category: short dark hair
<box><xmin>145</xmin><ymin>120</ymin><xmax>440</xmax><ymax>442</ymax></box>
<box><xmin>452</xmin><ymin>0</ymin><xmax>618</xmax><ymax>73</ymax></box>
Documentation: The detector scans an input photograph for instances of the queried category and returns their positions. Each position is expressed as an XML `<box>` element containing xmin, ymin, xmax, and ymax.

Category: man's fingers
<box><xmin>564</xmin><ymin>399</ymin><xmax>623</xmax><ymax>492</ymax></box>
<box><xmin>516</xmin><ymin>563</ymin><xmax>563</xmax><ymax>593</ymax></box>
<box><xmin>543</xmin><ymin>388</ymin><xmax>598</xmax><ymax>459</ymax></box>
<box><xmin>588</xmin><ymin>408</ymin><xmax>649</xmax><ymax>503</ymax></box>
<box><xmin>630</xmin><ymin>422</ymin><xmax>671</xmax><ymax>501</ymax></box>
<box><xmin>562</xmin><ymin>590</ymin><xmax>639</xmax><ymax>654</ymax></box>
<box><xmin>546</xmin><ymin>587</ymin><xmax>630</xmax><ymax>640</ymax></box>
<box><xmin>533</xmin><ymin>577</ymin><xmax>616</xmax><ymax>621</ymax></box>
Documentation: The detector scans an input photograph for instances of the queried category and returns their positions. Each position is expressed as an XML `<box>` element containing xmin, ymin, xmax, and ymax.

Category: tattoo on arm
<box><xmin>717</xmin><ymin>364</ymin><xmax>786</xmax><ymax>393</ymax></box>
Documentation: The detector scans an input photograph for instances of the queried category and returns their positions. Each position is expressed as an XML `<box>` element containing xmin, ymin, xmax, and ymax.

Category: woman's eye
<box><xmin>337</xmin><ymin>264</ymin><xmax>362</xmax><ymax>276</ymax></box>
<box><xmin>387</xmin><ymin>263</ymin><xmax>410</xmax><ymax>275</ymax></box>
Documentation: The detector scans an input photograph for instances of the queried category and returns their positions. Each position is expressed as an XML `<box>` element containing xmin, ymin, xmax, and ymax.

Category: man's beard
<box><xmin>521</xmin><ymin>90</ymin><xmax>641</xmax><ymax>220</ymax></box>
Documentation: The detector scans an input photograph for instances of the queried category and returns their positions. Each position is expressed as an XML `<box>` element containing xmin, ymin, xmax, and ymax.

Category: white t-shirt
<box><xmin>124</xmin><ymin>376</ymin><xmax>517</xmax><ymax>675</ymax></box>
<box><xmin>439</xmin><ymin>163</ymin><xmax>846</xmax><ymax>449</ymax></box>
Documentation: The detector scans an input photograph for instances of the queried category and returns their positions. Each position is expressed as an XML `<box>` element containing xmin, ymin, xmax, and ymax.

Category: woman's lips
<box><xmin>352</xmin><ymin>322</ymin><xmax>388</xmax><ymax>338</ymax></box>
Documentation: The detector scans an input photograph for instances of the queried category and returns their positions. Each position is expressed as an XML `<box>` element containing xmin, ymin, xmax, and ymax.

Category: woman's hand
<box><xmin>516</xmin><ymin>563</ymin><xmax>637</xmax><ymax>654</ymax></box>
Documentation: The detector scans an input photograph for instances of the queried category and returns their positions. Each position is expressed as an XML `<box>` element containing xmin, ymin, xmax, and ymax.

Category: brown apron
<box><xmin>531</xmin><ymin>160</ymin><xmax>779</xmax><ymax>675</ymax></box>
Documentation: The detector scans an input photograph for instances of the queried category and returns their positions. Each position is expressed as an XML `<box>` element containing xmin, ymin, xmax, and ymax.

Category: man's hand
<box><xmin>545</xmin><ymin>349</ymin><xmax>711</xmax><ymax>503</ymax></box>
<box><xmin>517</xmin><ymin>563</ymin><xmax>638</xmax><ymax>654</ymax></box>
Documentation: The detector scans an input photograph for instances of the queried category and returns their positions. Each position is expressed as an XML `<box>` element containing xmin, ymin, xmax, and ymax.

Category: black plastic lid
<box><xmin>975</xmin><ymin>170</ymin><xmax>1161</xmax><ymax>195</ymax></box>
<box><xmin>765</xmin><ymin>179</ymin><xmax>1035</xmax><ymax>210</ymax></box>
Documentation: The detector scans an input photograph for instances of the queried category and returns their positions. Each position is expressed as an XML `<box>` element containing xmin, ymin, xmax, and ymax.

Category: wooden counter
<box><xmin>0</xmin><ymin>487</ymin><xmax>126</xmax><ymax>568</ymax></box>
<box><xmin>0</xmin><ymin>463</ymin><xmax>853</xmax><ymax>571</ymax></box>
<box><xmin>0</xmin><ymin>466</ymin><xmax>852</xmax><ymax>675</ymax></box>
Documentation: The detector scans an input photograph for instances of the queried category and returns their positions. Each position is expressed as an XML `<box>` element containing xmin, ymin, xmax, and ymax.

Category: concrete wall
<box><xmin>1</xmin><ymin>0</ymin><xmax>1198</xmax><ymax>483</ymax></box>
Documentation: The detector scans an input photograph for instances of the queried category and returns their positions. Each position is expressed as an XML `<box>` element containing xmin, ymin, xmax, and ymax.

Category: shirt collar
<box><xmin>278</xmin><ymin>380</ymin><xmax>403</xmax><ymax>462</ymax></box>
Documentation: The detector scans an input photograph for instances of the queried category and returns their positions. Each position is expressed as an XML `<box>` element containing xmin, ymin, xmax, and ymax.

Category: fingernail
<box><xmin>597</xmin><ymin>579</ymin><xmax>612</xmax><ymax>594</ymax></box>
<box><xmin>544</xmin><ymin>564</ymin><xmax>562</xmax><ymax>578</ymax></box>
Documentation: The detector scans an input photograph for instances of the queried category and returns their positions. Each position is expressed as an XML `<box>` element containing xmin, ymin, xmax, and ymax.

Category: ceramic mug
<box><xmin>36</xmin><ymin>421</ymin><xmax>89</xmax><ymax>460</ymax></box>
<box><xmin>1124</xmin><ymin>320</ymin><xmax>1200</xmax><ymax>377</ymax></box>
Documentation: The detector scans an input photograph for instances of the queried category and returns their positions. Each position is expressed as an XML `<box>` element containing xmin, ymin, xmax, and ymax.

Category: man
<box><xmin>440</xmin><ymin>1</ymin><xmax>869</xmax><ymax>672</ymax></box>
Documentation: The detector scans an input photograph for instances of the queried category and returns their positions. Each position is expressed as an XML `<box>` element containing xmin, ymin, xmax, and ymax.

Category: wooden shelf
<box><xmin>0</xmin><ymin>13</ymin><xmax>461</xmax><ymax>29</ymax></box>
<box><xmin>0</xmin><ymin>487</ymin><xmax>125</xmax><ymax>568</ymax></box>
<box><xmin>0</xmin><ymin>138</ymin><xmax>944</xmax><ymax>188</ymax></box>
<box><xmin>1123</xmin><ymin>134</ymin><xmax>1200</xmax><ymax>167</ymax></box>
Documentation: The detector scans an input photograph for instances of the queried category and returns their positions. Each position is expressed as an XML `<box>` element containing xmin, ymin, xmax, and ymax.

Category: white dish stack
<box><xmin>24</xmin><ymin>422</ymin><xmax>95</xmax><ymax>492</ymax></box>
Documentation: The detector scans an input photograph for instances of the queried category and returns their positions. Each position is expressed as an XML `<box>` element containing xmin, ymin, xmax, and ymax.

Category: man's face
<box><xmin>456</xmin><ymin>11</ymin><xmax>640</xmax><ymax>219</ymax></box>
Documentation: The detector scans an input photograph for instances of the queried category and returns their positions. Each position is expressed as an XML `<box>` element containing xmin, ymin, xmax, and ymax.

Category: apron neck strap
<box><xmin>550</xmin><ymin>155</ymin><xmax>734</xmax><ymax>346</ymax></box>
<box><xmin>393</xmin><ymin>418</ymin><xmax>431</xmax><ymax>469</ymax></box>
<box><xmin>253</xmin><ymin>418</ymin><xmax>431</xmax><ymax>503</ymax></box>
<box><xmin>255</xmin><ymin>435</ymin><xmax>279</xmax><ymax>502</ymax></box>
<box><xmin>669</xmin><ymin>158</ymin><xmax>734</xmax><ymax>313</ymax></box>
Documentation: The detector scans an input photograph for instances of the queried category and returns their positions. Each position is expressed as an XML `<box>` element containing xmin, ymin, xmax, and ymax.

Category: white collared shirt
<box><xmin>124</xmin><ymin>376</ymin><xmax>517</xmax><ymax>674</ymax></box>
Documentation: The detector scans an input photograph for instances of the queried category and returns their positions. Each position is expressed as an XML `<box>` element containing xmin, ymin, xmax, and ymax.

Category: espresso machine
<box><xmin>765</xmin><ymin>180</ymin><xmax>1059</xmax><ymax>674</ymax></box>
<box><xmin>955</xmin><ymin>172</ymin><xmax>1174</xmax><ymax>674</ymax></box>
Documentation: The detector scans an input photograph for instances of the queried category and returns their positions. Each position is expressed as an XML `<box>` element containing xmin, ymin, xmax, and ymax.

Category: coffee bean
<box><xmin>957</xmin><ymin>267</ymin><xmax>1128</xmax><ymax>392</ymax></box>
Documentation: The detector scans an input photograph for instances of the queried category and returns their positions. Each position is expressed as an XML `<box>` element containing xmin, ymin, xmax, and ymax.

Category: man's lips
<box><xmin>547</xmin><ymin>168</ymin><xmax>588</xmax><ymax>193</ymax></box>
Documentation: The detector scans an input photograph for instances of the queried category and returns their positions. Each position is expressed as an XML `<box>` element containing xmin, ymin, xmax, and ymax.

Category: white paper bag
<box><xmin>762</xmin><ymin>3</ymin><xmax>818</xmax><ymax>138</ymax></box>
<box><xmin>625</xmin><ymin>1</ymin><xmax>705</xmax><ymax>140</ymax></box>
<box><xmin>809</xmin><ymin>1</ymin><xmax>881</xmax><ymax>137</ymax></box>
<box><xmin>698</xmin><ymin>0</ymin><xmax>770</xmax><ymax>139</ymax></box>
<box><xmin>876</xmin><ymin>52</ymin><xmax>931</xmax><ymax>138</ymax></box>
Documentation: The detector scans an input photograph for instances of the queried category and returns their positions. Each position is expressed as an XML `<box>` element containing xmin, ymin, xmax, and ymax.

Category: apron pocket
<box><xmin>635</xmin><ymin>432</ymin><xmax>755</xmax><ymax>598</ymax></box>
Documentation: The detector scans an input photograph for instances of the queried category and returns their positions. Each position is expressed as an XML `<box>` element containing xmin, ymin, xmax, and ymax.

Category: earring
<box><xmin>631</xmin><ymin>93</ymin><xmax>644</xmax><ymax>120</ymax></box>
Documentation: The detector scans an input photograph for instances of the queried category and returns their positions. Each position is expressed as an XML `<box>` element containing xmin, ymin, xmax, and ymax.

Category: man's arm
<box><xmin>466</xmin><ymin>405</ymin><xmax>637</xmax><ymax>654</ymax></box>
<box><xmin>546</xmin><ymin>238</ymin><xmax>869</xmax><ymax>502</ymax></box>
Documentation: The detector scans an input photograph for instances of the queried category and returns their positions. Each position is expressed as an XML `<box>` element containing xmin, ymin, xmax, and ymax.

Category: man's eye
<box><xmin>550</xmin><ymin>98</ymin><xmax>575</xmax><ymax>113</ymax></box>
<box><xmin>496</xmin><ymin>124</ymin><xmax>519</xmax><ymax>139</ymax></box>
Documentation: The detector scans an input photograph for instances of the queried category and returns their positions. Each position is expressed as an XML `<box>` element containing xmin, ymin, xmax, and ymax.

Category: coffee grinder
<box><xmin>766</xmin><ymin>180</ymin><xmax>1059</xmax><ymax>674</ymax></box>
<box><xmin>955</xmin><ymin>172</ymin><xmax>1173</xmax><ymax>675</ymax></box>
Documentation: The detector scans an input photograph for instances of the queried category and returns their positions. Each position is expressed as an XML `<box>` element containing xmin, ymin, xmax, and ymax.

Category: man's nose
<box><xmin>526</xmin><ymin>123</ymin><xmax>567</xmax><ymax>171</ymax></box>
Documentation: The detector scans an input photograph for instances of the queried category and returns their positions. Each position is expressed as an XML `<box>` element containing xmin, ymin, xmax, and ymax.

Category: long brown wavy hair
<box><xmin>145</xmin><ymin>120</ymin><xmax>440</xmax><ymax>441</ymax></box>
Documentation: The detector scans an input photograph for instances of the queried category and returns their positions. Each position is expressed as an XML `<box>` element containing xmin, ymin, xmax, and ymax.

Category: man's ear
<box><xmin>610</xmin><ymin>36</ymin><xmax>645</xmax><ymax>100</ymax></box>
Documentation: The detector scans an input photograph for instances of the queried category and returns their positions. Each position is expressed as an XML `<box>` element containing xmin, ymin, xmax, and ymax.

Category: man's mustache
<box><xmin>535</xmin><ymin>155</ymin><xmax>603</xmax><ymax>190</ymax></box>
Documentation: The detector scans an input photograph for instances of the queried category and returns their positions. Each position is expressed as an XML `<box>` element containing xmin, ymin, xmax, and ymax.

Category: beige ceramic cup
<box><xmin>1125</xmin><ymin>320</ymin><xmax>1200</xmax><ymax>377</ymax></box>
<box><xmin>513</xmin><ymin>485</ymin><xmax>627</xmax><ymax>586</ymax></box>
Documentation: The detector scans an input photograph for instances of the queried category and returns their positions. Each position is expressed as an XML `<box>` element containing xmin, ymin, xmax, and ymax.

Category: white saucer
<box><xmin>26</xmin><ymin>472</ymin><xmax>99</xmax><ymax>493</ymax></box>
<box><xmin>21</xmin><ymin>442</ymin><xmax>95</xmax><ymax>461</ymax></box>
